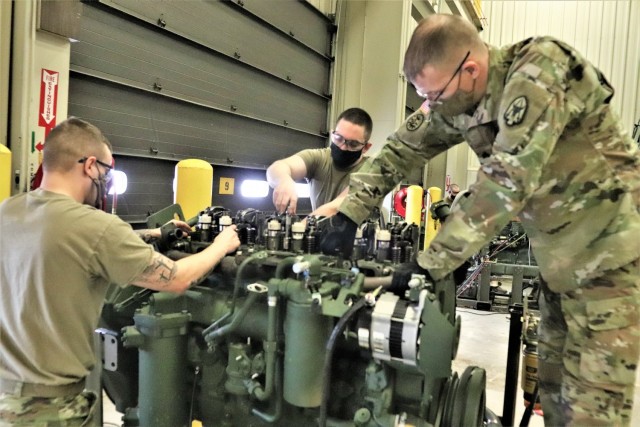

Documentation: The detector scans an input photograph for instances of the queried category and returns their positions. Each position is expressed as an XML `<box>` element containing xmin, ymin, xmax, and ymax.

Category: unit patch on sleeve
<box><xmin>406</xmin><ymin>113</ymin><xmax>424</xmax><ymax>131</ymax></box>
<box><xmin>503</xmin><ymin>96</ymin><xmax>528</xmax><ymax>126</ymax></box>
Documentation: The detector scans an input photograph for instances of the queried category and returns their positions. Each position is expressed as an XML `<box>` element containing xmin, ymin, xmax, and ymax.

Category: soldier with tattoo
<box><xmin>0</xmin><ymin>118</ymin><xmax>240</xmax><ymax>425</ymax></box>
<box><xmin>321</xmin><ymin>14</ymin><xmax>640</xmax><ymax>426</ymax></box>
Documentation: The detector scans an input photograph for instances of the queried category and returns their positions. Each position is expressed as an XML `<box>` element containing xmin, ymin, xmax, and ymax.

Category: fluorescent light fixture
<box><xmin>295</xmin><ymin>183</ymin><xmax>310</xmax><ymax>198</ymax></box>
<box><xmin>108</xmin><ymin>170</ymin><xmax>128</xmax><ymax>195</ymax></box>
<box><xmin>241</xmin><ymin>180</ymin><xmax>269</xmax><ymax>198</ymax></box>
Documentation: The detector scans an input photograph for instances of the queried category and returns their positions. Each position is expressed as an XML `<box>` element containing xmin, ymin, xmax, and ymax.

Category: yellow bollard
<box><xmin>405</xmin><ymin>185</ymin><xmax>424</xmax><ymax>227</ymax></box>
<box><xmin>174</xmin><ymin>159</ymin><xmax>213</xmax><ymax>221</ymax></box>
<box><xmin>423</xmin><ymin>186</ymin><xmax>442</xmax><ymax>249</ymax></box>
<box><xmin>0</xmin><ymin>145</ymin><xmax>11</xmax><ymax>203</ymax></box>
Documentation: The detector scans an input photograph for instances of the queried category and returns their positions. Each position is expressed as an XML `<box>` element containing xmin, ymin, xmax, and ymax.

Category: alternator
<box><xmin>358</xmin><ymin>291</ymin><xmax>426</xmax><ymax>367</ymax></box>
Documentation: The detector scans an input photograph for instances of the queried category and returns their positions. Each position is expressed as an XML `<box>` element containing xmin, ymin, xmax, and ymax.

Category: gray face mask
<box><xmin>430</xmin><ymin>78</ymin><xmax>477</xmax><ymax>116</ymax></box>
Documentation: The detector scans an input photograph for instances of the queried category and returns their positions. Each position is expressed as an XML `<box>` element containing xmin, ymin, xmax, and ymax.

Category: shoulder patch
<box><xmin>504</xmin><ymin>96</ymin><xmax>528</xmax><ymax>126</ymax></box>
<box><xmin>406</xmin><ymin>113</ymin><xmax>424</xmax><ymax>131</ymax></box>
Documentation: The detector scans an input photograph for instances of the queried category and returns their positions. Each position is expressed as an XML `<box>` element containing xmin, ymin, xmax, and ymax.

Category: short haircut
<box><xmin>403</xmin><ymin>14</ymin><xmax>482</xmax><ymax>83</ymax></box>
<box><xmin>43</xmin><ymin>117</ymin><xmax>112</xmax><ymax>173</ymax></box>
<box><xmin>336</xmin><ymin>107</ymin><xmax>373</xmax><ymax>141</ymax></box>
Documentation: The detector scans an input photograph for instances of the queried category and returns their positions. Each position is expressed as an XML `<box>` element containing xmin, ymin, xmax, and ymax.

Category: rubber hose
<box><xmin>318</xmin><ymin>298</ymin><xmax>367</xmax><ymax>427</ymax></box>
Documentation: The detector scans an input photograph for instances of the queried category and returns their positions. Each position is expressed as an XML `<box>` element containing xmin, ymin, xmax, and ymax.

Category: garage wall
<box><xmin>69</xmin><ymin>0</ymin><xmax>334</xmax><ymax>221</ymax></box>
<box><xmin>110</xmin><ymin>157</ymin><xmax>279</xmax><ymax>220</ymax></box>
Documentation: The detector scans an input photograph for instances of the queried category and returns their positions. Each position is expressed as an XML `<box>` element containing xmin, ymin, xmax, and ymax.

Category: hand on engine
<box><xmin>318</xmin><ymin>212</ymin><xmax>358</xmax><ymax>257</ymax></box>
<box><xmin>214</xmin><ymin>225</ymin><xmax>241</xmax><ymax>254</ymax></box>
<box><xmin>390</xmin><ymin>261</ymin><xmax>433</xmax><ymax>295</ymax></box>
<box><xmin>272</xmin><ymin>178</ymin><xmax>298</xmax><ymax>214</ymax></box>
<box><xmin>169</xmin><ymin>219</ymin><xmax>192</xmax><ymax>234</ymax></box>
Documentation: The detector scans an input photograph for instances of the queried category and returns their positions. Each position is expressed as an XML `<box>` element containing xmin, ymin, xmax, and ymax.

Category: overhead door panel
<box><xmin>97</xmin><ymin>0</ymin><xmax>331</xmax><ymax>94</ymax></box>
<box><xmin>69</xmin><ymin>75</ymin><xmax>322</xmax><ymax>168</ymax></box>
<box><xmin>69</xmin><ymin>0</ymin><xmax>334</xmax><ymax>220</ymax></box>
<box><xmin>73</xmin><ymin>3</ymin><xmax>327</xmax><ymax>135</ymax></box>
<box><xmin>231</xmin><ymin>0</ymin><xmax>335</xmax><ymax>56</ymax></box>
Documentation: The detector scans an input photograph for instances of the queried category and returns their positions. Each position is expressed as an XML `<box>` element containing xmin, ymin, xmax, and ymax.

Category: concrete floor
<box><xmin>101</xmin><ymin>307</ymin><xmax>640</xmax><ymax>427</ymax></box>
<box><xmin>452</xmin><ymin>307</ymin><xmax>640</xmax><ymax>427</ymax></box>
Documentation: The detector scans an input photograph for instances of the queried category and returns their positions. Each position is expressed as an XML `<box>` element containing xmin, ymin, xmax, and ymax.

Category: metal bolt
<box><xmin>364</xmin><ymin>293</ymin><xmax>376</xmax><ymax>306</ymax></box>
<box><xmin>408</xmin><ymin>277</ymin><xmax>422</xmax><ymax>289</ymax></box>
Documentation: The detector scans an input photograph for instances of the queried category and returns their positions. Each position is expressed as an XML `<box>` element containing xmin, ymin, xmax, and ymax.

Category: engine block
<box><xmin>99</xmin><ymin>208</ymin><xmax>493</xmax><ymax>427</ymax></box>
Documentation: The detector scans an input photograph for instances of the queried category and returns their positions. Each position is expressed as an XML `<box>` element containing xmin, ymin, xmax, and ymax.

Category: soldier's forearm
<box><xmin>135</xmin><ymin>229</ymin><xmax>160</xmax><ymax>243</ymax></box>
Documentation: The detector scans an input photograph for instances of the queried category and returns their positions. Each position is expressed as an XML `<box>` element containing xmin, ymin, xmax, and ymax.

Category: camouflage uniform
<box><xmin>0</xmin><ymin>391</ymin><xmax>95</xmax><ymax>426</ymax></box>
<box><xmin>339</xmin><ymin>37</ymin><xmax>640</xmax><ymax>425</ymax></box>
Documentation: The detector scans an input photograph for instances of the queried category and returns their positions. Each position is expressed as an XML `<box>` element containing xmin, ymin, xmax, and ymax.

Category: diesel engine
<box><xmin>99</xmin><ymin>207</ymin><xmax>494</xmax><ymax>427</ymax></box>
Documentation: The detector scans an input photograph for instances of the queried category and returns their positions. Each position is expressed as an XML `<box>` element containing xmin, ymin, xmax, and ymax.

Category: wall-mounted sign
<box><xmin>219</xmin><ymin>177</ymin><xmax>235</xmax><ymax>195</ymax></box>
<box><xmin>39</xmin><ymin>69</ymin><xmax>59</xmax><ymax>137</ymax></box>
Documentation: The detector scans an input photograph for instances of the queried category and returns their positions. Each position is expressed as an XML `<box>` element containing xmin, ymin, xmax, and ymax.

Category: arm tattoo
<box><xmin>138</xmin><ymin>253</ymin><xmax>178</xmax><ymax>288</ymax></box>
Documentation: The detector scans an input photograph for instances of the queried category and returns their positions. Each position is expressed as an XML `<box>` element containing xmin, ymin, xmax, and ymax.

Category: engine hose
<box><xmin>230</xmin><ymin>251</ymin><xmax>267</xmax><ymax>311</ymax></box>
<box><xmin>202</xmin><ymin>251</ymin><xmax>268</xmax><ymax>338</ymax></box>
<box><xmin>318</xmin><ymin>298</ymin><xmax>368</xmax><ymax>427</ymax></box>
<box><xmin>203</xmin><ymin>290</ymin><xmax>261</xmax><ymax>343</ymax></box>
<box><xmin>250</xmin><ymin>294</ymin><xmax>278</xmax><ymax>400</ymax></box>
<box><xmin>251</xmin><ymin>353</ymin><xmax>283</xmax><ymax>423</ymax></box>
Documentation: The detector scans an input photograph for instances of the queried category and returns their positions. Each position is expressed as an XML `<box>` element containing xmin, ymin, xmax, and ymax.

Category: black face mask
<box><xmin>91</xmin><ymin>176</ymin><xmax>107</xmax><ymax>210</ymax></box>
<box><xmin>331</xmin><ymin>143</ymin><xmax>363</xmax><ymax>169</ymax></box>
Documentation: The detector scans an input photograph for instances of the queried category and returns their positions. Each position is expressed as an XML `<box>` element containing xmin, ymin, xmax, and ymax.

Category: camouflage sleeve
<box><xmin>420</xmin><ymin>43</ymin><xmax>575</xmax><ymax>279</ymax></box>
<box><xmin>339</xmin><ymin>109</ymin><xmax>464</xmax><ymax>223</ymax></box>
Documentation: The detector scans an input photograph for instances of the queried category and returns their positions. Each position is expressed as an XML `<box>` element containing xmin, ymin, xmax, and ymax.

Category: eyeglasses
<box><xmin>330</xmin><ymin>131</ymin><xmax>366</xmax><ymax>151</ymax></box>
<box><xmin>416</xmin><ymin>50</ymin><xmax>471</xmax><ymax>103</ymax></box>
<box><xmin>78</xmin><ymin>156</ymin><xmax>114</xmax><ymax>183</ymax></box>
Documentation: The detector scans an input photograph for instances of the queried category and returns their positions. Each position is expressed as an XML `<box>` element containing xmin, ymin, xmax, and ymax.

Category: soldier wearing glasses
<box><xmin>320</xmin><ymin>14</ymin><xmax>640</xmax><ymax>426</ymax></box>
<box><xmin>267</xmin><ymin>107</ymin><xmax>373</xmax><ymax>217</ymax></box>
<box><xmin>0</xmin><ymin>118</ymin><xmax>240</xmax><ymax>425</ymax></box>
